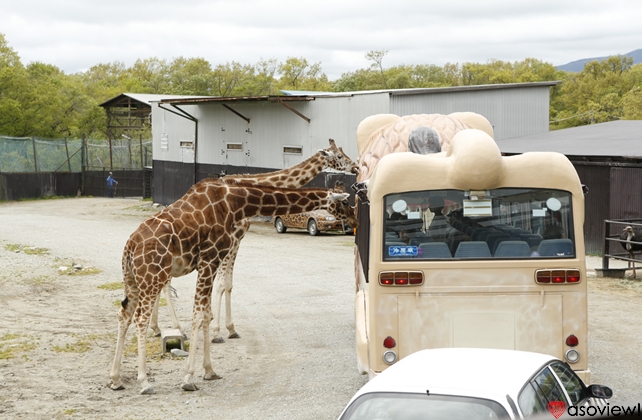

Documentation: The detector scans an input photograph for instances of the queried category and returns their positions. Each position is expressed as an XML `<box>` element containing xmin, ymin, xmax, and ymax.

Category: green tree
<box><xmin>552</xmin><ymin>55</ymin><xmax>639</xmax><ymax>128</ymax></box>
<box><xmin>276</xmin><ymin>57</ymin><xmax>332</xmax><ymax>92</ymax></box>
<box><xmin>365</xmin><ymin>49</ymin><xmax>389</xmax><ymax>88</ymax></box>
<box><xmin>167</xmin><ymin>57</ymin><xmax>214</xmax><ymax>95</ymax></box>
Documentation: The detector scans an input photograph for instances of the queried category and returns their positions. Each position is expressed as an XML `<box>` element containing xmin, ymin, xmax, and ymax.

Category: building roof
<box><xmin>496</xmin><ymin>120</ymin><xmax>642</xmax><ymax>160</ymax></box>
<box><xmin>99</xmin><ymin>93</ymin><xmax>208</xmax><ymax>108</ymax></box>
<box><xmin>157</xmin><ymin>82</ymin><xmax>561</xmax><ymax>105</ymax></box>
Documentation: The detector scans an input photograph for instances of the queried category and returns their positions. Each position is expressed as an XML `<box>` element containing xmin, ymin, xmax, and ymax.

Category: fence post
<box><xmin>81</xmin><ymin>135</ymin><xmax>86</xmax><ymax>195</ymax></box>
<box><xmin>64</xmin><ymin>137</ymin><xmax>71</xmax><ymax>172</ymax></box>
<box><xmin>602</xmin><ymin>220</ymin><xmax>610</xmax><ymax>269</ymax></box>
<box><xmin>108</xmin><ymin>134</ymin><xmax>113</xmax><ymax>171</ymax></box>
<box><xmin>31</xmin><ymin>136</ymin><xmax>38</xmax><ymax>172</ymax></box>
<box><xmin>139</xmin><ymin>135</ymin><xmax>144</xmax><ymax>169</ymax></box>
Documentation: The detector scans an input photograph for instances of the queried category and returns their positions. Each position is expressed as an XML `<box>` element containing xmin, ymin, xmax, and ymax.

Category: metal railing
<box><xmin>601</xmin><ymin>219</ymin><xmax>642</xmax><ymax>270</ymax></box>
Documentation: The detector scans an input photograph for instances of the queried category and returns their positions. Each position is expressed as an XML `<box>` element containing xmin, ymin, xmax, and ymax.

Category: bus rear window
<box><xmin>383</xmin><ymin>188</ymin><xmax>574</xmax><ymax>260</ymax></box>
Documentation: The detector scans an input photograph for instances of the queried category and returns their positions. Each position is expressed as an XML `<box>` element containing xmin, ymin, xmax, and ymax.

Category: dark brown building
<box><xmin>496</xmin><ymin>120</ymin><xmax>642</xmax><ymax>254</ymax></box>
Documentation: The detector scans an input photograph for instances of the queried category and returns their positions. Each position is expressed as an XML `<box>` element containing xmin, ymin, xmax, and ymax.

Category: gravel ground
<box><xmin>0</xmin><ymin>197</ymin><xmax>640</xmax><ymax>419</ymax></box>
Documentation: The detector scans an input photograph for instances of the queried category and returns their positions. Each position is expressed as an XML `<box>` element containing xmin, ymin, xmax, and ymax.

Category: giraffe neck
<box><xmin>224</xmin><ymin>153</ymin><xmax>326</xmax><ymax>188</ymax></box>
<box><xmin>226</xmin><ymin>184</ymin><xmax>332</xmax><ymax>220</ymax></box>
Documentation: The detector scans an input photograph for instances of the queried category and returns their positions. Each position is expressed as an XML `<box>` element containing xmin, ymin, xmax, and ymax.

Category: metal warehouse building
<box><xmin>496</xmin><ymin>120</ymin><xmax>642</xmax><ymax>255</ymax></box>
<box><xmin>151</xmin><ymin>82</ymin><xmax>559</xmax><ymax>204</ymax></box>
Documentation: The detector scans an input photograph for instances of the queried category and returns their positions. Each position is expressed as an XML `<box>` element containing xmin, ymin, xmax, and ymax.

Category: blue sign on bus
<box><xmin>388</xmin><ymin>245</ymin><xmax>418</xmax><ymax>257</ymax></box>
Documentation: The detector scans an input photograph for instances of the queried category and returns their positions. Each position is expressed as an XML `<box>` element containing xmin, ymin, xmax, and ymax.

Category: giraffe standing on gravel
<box><xmin>149</xmin><ymin>139</ymin><xmax>359</xmax><ymax>344</ymax></box>
<box><xmin>109</xmin><ymin>179</ymin><xmax>359</xmax><ymax>394</ymax></box>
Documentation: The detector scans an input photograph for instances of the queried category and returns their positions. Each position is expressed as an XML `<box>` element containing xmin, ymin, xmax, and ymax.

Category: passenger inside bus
<box><xmin>383</xmin><ymin>188</ymin><xmax>575</xmax><ymax>260</ymax></box>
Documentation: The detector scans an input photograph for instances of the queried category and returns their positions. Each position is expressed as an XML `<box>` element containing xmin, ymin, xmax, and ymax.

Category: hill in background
<box><xmin>556</xmin><ymin>48</ymin><xmax>642</xmax><ymax>72</ymax></box>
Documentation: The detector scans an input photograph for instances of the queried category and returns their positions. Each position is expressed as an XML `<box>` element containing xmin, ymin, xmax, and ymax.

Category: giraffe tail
<box><xmin>121</xmin><ymin>296</ymin><xmax>129</xmax><ymax>309</ymax></box>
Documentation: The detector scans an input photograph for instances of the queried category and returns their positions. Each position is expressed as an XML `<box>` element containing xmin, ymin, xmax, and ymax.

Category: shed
<box><xmin>496</xmin><ymin>120</ymin><xmax>642</xmax><ymax>254</ymax></box>
<box><xmin>150</xmin><ymin>82</ymin><xmax>559</xmax><ymax>205</ymax></box>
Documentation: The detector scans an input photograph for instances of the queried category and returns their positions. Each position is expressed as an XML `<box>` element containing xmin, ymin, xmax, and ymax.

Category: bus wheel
<box><xmin>275</xmin><ymin>218</ymin><xmax>287</xmax><ymax>233</ymax></box>
<box><xmin>308</xmin><ymin>219</ymin><xmax>319</xmax><ymax>236</ymax></box>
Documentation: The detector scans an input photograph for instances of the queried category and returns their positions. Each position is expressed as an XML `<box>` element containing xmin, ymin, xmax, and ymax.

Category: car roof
<box><xmin>356</xmin><ymin>348</ymin><xmax>557</xmax><ymax>399</ymax></box>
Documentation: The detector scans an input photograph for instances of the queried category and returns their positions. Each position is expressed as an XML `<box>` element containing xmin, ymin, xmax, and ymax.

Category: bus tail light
<box><xmin>383</xmin><ymin>336</ymin><xmax>396</xmax><ymax>349</ymax></box>
<box><xmin>379</xmin><ymin>271</ymin><xmax>424</xmax><ymax>286</ymax></box>
<box><xmin>566</xmin><ymin>334</ymin><xmax>579</xmax><ymax>347</ymax></box>
<box><xmin>395</xmin><ymin>272</ymin><xmax>408</xmax><ymax>285</ymax></box>
<box><xmin>535</xmin><ymin>269</ymin><xmax>582</xmax><ymax>284</ymax></box>
<box><xmin>383</xmin><ymin>337</ymin><xmax>398</xmax><ymax>364</ymax></box>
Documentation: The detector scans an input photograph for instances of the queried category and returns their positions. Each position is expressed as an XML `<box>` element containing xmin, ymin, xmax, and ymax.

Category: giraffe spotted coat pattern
<box><xmin>110</xmin><ymin>180</ymin><xmax>358</xmax><ymax>394</ymax></box>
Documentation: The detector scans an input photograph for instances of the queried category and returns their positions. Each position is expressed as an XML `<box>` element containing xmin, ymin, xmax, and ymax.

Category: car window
<box><xmin>518</xmin><ymin>367</ymin><xmax>569</xmax><ymax>417</ymax></box>
<box><xmin>340</xmin><ymin>392</ymin><xmax>511</xmax><ymax>420</ymax></box>
<box><xmin>550</xmin><ymin>362</ymin><xmax>586</xmax><ymax>405</ymax></box>
<box><xmin>518</xmin><ymin>383</ymin><xmax>547</xmax><ymax>418</ymax></box>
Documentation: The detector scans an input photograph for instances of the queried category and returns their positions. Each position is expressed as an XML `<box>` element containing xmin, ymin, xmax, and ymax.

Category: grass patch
<box><xmin>59</xmin><ymin>266</ymin><xmax>102</xmax><ymax>276</ymax></box>
<box><xmin>124</xmin><ymin>333</ymin><xmax>190</xmax><ymax>360</ymax></box>
<box><xmin>0</xmin><ymin>333</ymin><xmax>38</xmax><ymax>360</ymax></box>
<box><xmin>17</xmin><ymin>195</ymin><xmax>73</xmax><ymax>202</ymax></box>
<box><xmin>20</xmin><ymin>275</ymin><xmax>54</xmax><ymax>286</ymax></box>
<box><xmin>5</xmin><ymin>243</ymin><xmax>49</xmax><ymax>255</ymax></box>
<box><xmin>99</xmin><ymin>282</ymin><xmax>124</xmax><ymax>291</ymax></box>
<box><xmin>52</xmin><ymin>334</ymin><xmax>109</xmax><ymax>354</ymax></box>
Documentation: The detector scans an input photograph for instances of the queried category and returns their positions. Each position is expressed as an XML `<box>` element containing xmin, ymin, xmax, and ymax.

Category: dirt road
<box><xmin>0</xmin><ymin>198</ymin><xmax>640</xmax><ymax>419</ymax></box>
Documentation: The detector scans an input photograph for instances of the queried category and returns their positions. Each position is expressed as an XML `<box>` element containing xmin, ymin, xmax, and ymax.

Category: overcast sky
<box><xmin>1</xmin><ymin>0</ymin><xmax>640</xmax><ymax>80</ymax></box>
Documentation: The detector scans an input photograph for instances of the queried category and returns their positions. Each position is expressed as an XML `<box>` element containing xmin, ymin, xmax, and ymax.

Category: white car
<box><xmin>338</xmin><ymin>348</ymin><xmax>612</xmax><ymax>420</ymax></box>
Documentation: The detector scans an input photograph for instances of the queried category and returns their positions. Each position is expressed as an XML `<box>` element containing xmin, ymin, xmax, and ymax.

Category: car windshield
<box><xmin>340</xmin><ymin>392</ymin><xmax>511</xmax><ymax>420</ymax></box>
<box><xmin>384</xmin><ymin>188</ymin><xmax>574</xmax><ymax>260</ymax></box>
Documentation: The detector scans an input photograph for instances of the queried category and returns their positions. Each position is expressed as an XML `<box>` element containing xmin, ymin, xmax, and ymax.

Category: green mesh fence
<box><xmin>85</xmin><ymin>138</ymin><xmax>152</xmax><ymax>170</ymax></box>
<box><xmin>0</xmin><ymin>136</ymin><xmax>152</xmax><ymax>173</ymax></box>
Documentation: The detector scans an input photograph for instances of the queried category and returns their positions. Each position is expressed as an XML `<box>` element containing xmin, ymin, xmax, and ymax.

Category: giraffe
<box><xmin>109</xmin><ymin>180</ymin><xmax>359</xmax><ymax>394</ymax></box>
<box><xmin>149</xmin><ymin>139</ymin><xmax>359</xmax><ymax>344</ymax></box>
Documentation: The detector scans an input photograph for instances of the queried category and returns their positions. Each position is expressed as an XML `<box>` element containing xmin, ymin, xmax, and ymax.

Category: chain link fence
<box><xmin>0</xmin><ymin>136</ymin><xmax>152</xmax><ymax>173</ymax></box>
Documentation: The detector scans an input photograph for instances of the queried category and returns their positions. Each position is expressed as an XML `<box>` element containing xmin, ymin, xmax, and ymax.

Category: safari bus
<box><xmin>351</xmin><ymin>113</ymin><xmax>590</xmax><ymax>383</ymax></box>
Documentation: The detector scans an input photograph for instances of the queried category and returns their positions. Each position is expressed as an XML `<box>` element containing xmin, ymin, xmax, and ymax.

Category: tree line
<box><xmin>1</xmin><ymin>33</ymin><xmax>640</xmax><ymax>139</ymax></box>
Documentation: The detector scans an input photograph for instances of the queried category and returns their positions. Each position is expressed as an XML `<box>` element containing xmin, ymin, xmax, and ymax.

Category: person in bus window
<box><xmin>427</xmin><ymin>196</ymin><xmax>450</xmax><ymax>242</ymax></box>
<box><xmin>543</xmin><ymin>225</ymin><xmax>566</xmax><ymax>240</ymax></box>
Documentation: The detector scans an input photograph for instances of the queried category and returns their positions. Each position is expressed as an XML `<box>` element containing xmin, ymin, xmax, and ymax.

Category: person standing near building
<box><xmin>106</xmin><ymin>172</ymin><xmax>118</xmax><ymax>198</ymax></box>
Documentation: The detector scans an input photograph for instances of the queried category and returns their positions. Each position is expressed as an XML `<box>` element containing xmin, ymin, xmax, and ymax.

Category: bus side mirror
<box><xmin>586</xmin><ymin>384</ymin><xmax>613</xmax><ymax>399</ymax></box>
<box><xmin>582</xmin><ymin>184</ymin><xmax>589</xmax><ymax>195</ymax></box>
<box><xmin>351</xmin><ymin>182</ymin><xmax>369</xmax><ymax>204</ymax></box>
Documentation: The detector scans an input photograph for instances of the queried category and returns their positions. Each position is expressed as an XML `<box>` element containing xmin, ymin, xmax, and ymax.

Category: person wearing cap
<box><xmin>106</xmin><ymin>172</ymin><xmax>118</xmax><ymax>198</ymax></box>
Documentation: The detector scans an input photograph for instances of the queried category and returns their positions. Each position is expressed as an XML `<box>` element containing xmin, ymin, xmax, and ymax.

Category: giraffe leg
<box><xmin>212</xmin><ymin>235</ymin><xmax>241</xmax><ymax>342</ymax></box>
<box><xmin>182</xmin><ymin>306</ymin><xmax>204</xmax><ymax>391</ymax></box>
<box><xmin>109</xmin><ymin>294</ymin><xmax>137</xmax><ymax>390</ymax></box>
<box><xmin>150</xmin><ymin>293</ymin><xmax>162</xmax><ymax>336</ymax></box>
<box><xmin>224</xmin><ymin>279</ymin><xmax>238</xmax><ymax>339</ymax></box>
<box><xmin>201</xmin><ymin>304</ymin><xmax>220</xmax><ymax>380</ymax></box>
<box><xmin>150</xmin><ymin>283</ymin><xmax>183</xmax><ymax>337</ymax></box>
<box><xmin>211</xmin><ymin>222</ymin><xmax>247</xmax><ymax>343</ymax></box>
<box><xmin>211</xmin><ymin>272</ymin><xmax>226</xmax><ymax>343</ymax></box>
<box><xmin>136</xmin><ymin>316</ymin><xmax>154</xmax><ymax>395</ymax></box>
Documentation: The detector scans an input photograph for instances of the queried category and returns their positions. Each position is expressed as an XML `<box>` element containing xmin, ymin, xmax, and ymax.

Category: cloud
<box><xmin>1</xmin><ymin>0</ymin><xmax>640</xmax><ymax>79</ymax></box>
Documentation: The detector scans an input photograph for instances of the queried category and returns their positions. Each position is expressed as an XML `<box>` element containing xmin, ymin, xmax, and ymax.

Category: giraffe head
<box><xmin>326</xmin><ymin>191</ymin><xmax>359</xmax><ymax>229</ymax></box>
<box><xmin>319</xmin><ymin>139</ymin><xmax>359</xmax><ymax>174</ymax></box>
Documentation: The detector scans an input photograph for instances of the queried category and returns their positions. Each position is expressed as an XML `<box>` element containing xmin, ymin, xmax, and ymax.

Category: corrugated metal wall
<box><xmin>573</xmin><ymin>164</ymin><xmax>611</xmax><ymax>254</ymax></box>
<box><xmin>573</xmin><ymin>163</ymin><xmax>642</xmax><ymax>255</ymax></box>
<box><xmin>308</xmin><ymin>93</ymin><xmax>390</xmax><ymax>160</ymax></box>
<box><xmin>390</xmin><ymin>86</ymin><xmax>551</xmax><ymax>140</ymax></box>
